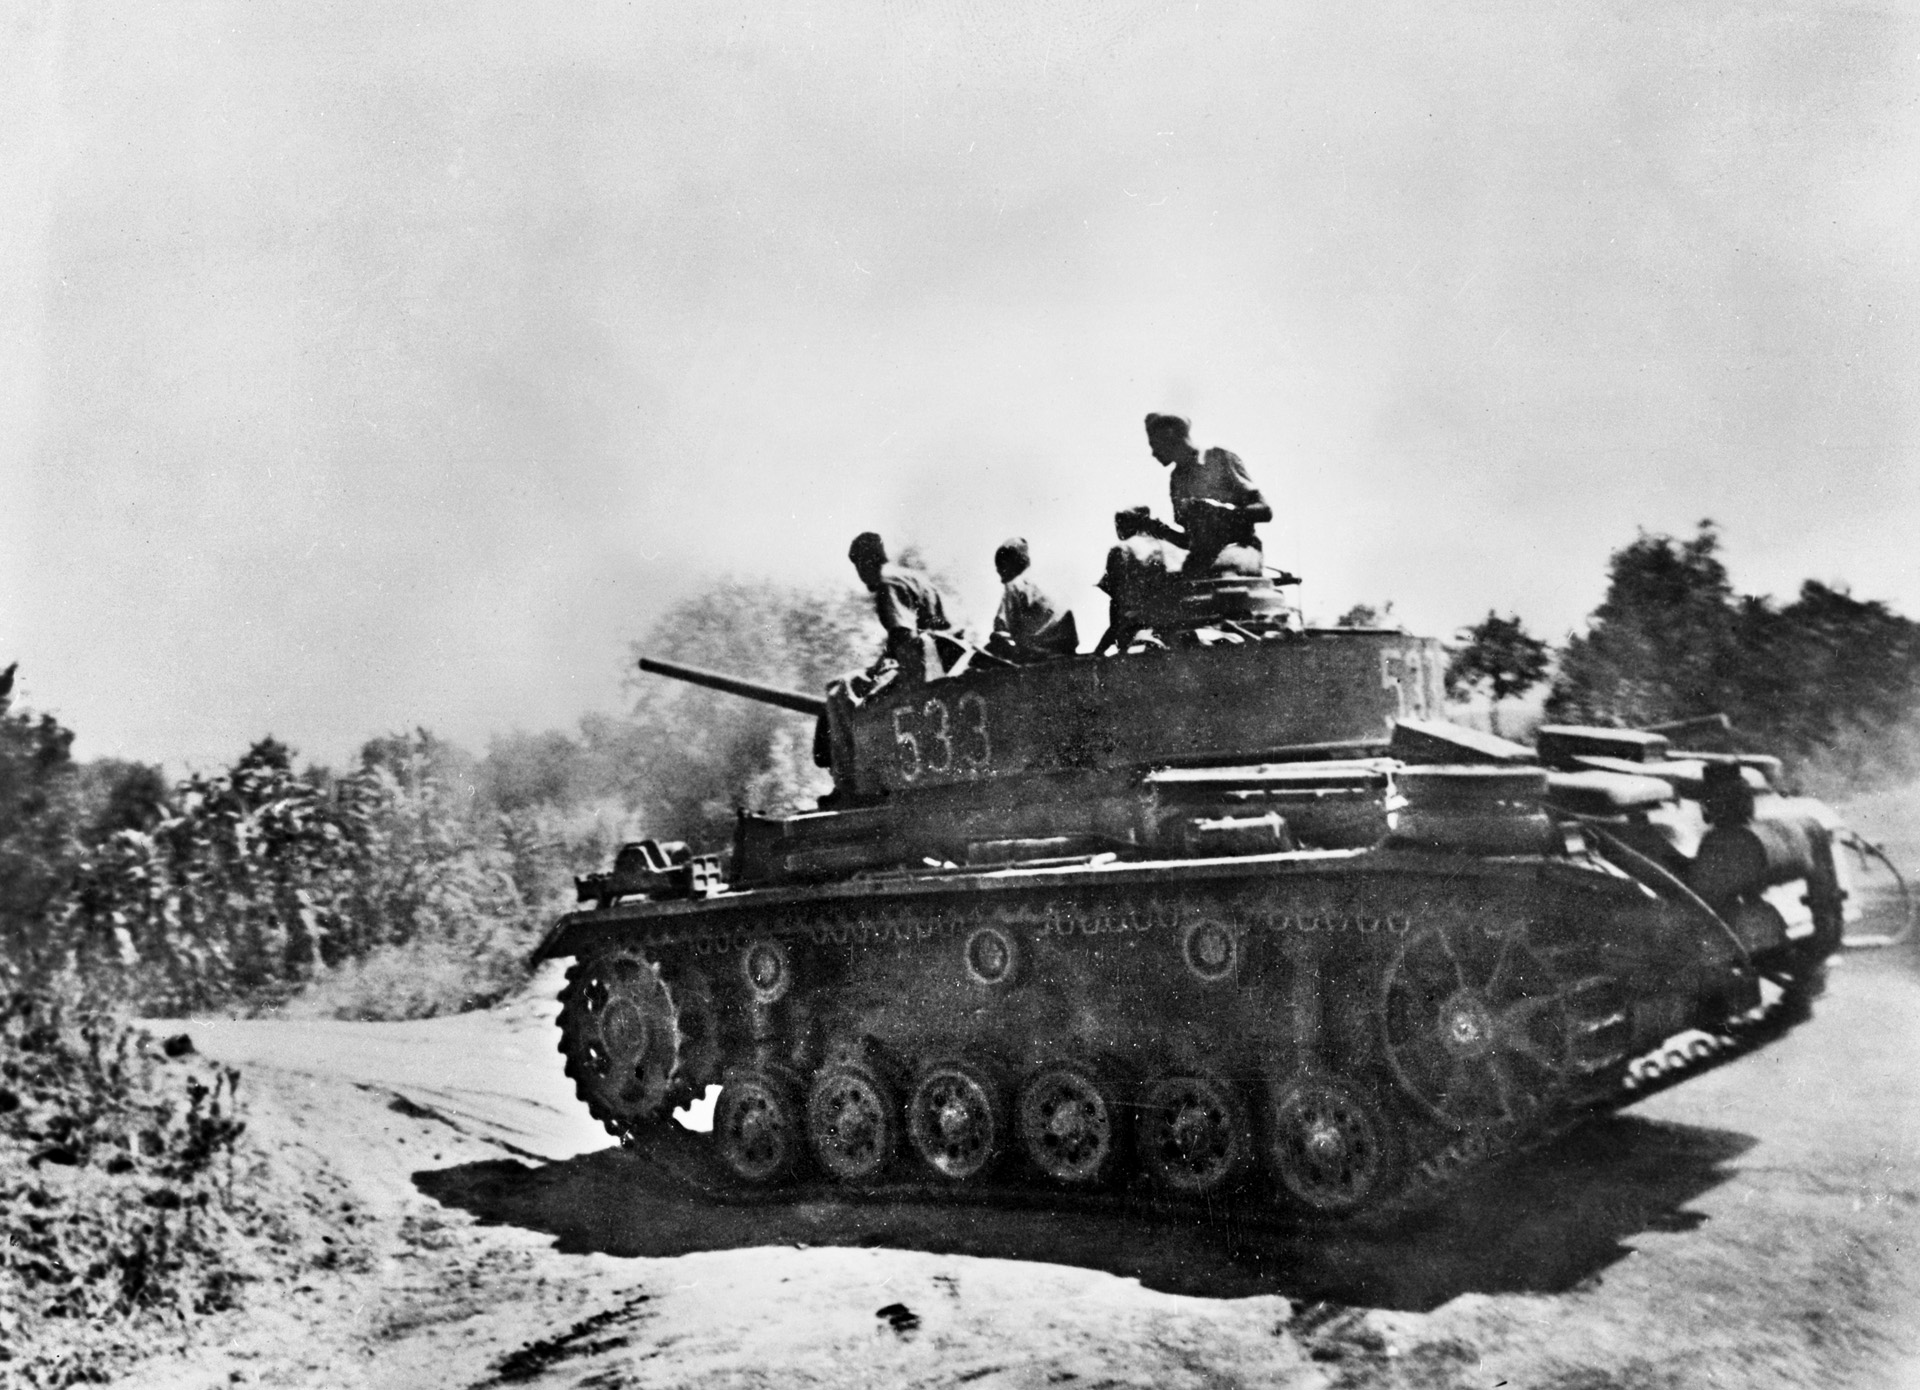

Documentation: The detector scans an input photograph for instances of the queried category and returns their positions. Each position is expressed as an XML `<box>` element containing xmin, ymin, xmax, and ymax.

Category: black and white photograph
<box><xmin>3</xmin><ymin>2</ymin><xmax>1917</xmax><ymax>1386</ymax></box>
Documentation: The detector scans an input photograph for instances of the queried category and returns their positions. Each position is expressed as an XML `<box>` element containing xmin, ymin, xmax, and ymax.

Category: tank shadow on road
<box><xmin>415</xmin><ymin>1113</ymin><xmax>1753</xmax><ymax>1311</ymax></box>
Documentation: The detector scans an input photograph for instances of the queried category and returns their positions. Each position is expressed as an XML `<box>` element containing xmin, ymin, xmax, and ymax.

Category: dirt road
<box><xmin>118</xmin><ymin>803</ymin><xmax>1920</xmax><ymax>1390</ymax></box>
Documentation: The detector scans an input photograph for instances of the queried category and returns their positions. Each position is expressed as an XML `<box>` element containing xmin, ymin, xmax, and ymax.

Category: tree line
<box><xmin>0</xmin><ymin>580</ymin><xmax>871</xmax><ymax>1016</ymax></box>
<box><xmin>3</xmin><ymin>530</ymin><xmax>1916</xmax><ymax>1017</ymax></box>
<box><xmin>1448</xmin><ymin>522</ymin><xmax>1920</xmax><ymax>790</ymax></box>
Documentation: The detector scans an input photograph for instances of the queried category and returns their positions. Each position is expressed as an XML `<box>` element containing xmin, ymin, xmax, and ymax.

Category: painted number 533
<box><xmin>892</xmin><ymin>693</ymin><xmax>991</xmax><ymax>781</ymax></box>
<box><xmin>1379</xmin><ymin>646</ymin><xmax>1433</xmax><ymax>719</ymax></box>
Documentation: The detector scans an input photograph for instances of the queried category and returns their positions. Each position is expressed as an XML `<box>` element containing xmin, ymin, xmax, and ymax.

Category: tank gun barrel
<box><xmin>636</xmin><ymin>656</ymin><xmax>826</xmax><ymax>718</ymax></box>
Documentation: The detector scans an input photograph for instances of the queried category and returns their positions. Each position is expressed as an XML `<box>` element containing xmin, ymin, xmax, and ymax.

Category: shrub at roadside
<box><xmin>59</xmin><ymin>733</ymin><xmax>542</xmax><ymax>1019</ymax></box>
<box><xmin>0</xmin><ymin>985</ymin><xmax>249</xmax><ymax>1388</ymax></box>
<box><xmin>0</xmin><ymin>692</ymin><xmax>84</xmax><ymax>987</ymax></box>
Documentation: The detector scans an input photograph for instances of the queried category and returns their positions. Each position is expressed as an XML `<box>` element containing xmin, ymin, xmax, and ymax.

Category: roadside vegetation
<box><xmin>0</xmin><ymin>580</ymin><xmax>871</xmax><ymax>1385</ymax></box>
<box><xmin>1545</xmin><ymin>522</ymin><xmax>1920</xmax><ymax>797</ymax></box>
<box><xmin>1</xmin><ymin>991</ymin><xmax>248</xmax><ymax>1387</ymax></box>
<box><xmin>2</xmin><ymin>530</ymin><xmax>1917</xmax><ymax>1384</ymax></box>
<box><xmin>1</xmin><ymin>697</ymin><xmax>259</xmax><ymax>1386</ymax></box>
<box><xmin>8</xmin><ymin>530</ymin><xmax>1920</xmax><ymax>1024</ymax></box>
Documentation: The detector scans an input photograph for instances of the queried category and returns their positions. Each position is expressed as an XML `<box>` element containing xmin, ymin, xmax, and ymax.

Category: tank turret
<box><xmin>641</xmin><ymin>626</ymin><xmax>1450</xmax><ymax>884</ymax></box>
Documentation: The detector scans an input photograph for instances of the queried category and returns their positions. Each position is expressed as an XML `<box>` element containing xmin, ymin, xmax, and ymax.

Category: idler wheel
<box><xmin>1137</xmin><ymin>1075</ymin><xmax>1252</xmax><ymax>1196</ymax></box>
<box><xmin>1016</xmin><ymin>1063</ymin><xmax>1125</xmax><ymax>1185</ymax></box>
<box><xmin>807</xmin><ymin>1060</ymin><xmax>899</xmax><ymax>1183</ymax></box>
<box><xmin>1379</xmin><ymin>919</ymin><xmax>1584</xmax><ymax>1129</ymax></box>
<box><xmin>556</xmin><ymin>946</ymin><xmax>684</xmax><ymax>1138</ymax></box>
<box><xmin>1264</xmin><ymin>1076</ymin><xmax>1406</xmax><ymax>1217</ymax></box>
<box><xmin>906</xmin><ymin>1057</ymin><xmax>1008</xmax><ymax>1182</ymax></box>
<box><xmin>713</xmin><ymin>1064</ymin><xmax>806</xmax><ymax>1185</ymax></box>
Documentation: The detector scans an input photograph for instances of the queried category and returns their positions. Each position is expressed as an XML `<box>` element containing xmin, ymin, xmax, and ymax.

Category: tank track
<box><xmin>550</xmin><ymin>888</ymin><xmax>1832</xmax><ymax>1228</ymax></box>
<box><xmin>571</xmin><ymin>965</ymin><xmax>1825</xmax><ymax>1231</ymax></box>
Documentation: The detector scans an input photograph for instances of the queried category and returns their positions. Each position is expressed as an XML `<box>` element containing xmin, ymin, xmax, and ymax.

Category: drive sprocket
<box><xmin>557</xmin><ymin>945</ymin><xmax>690</xmax><ymax>1140</ymax></box>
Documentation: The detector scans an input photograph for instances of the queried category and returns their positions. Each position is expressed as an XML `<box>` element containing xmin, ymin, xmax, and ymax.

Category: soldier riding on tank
<box><xmin>811</xmin><ymin>532</ymin><xmax>957</xmax><ymax>778</ymax></box>
<box><xmin>986</xmin><ymin>537</ymin><xmax>1079</xmax><ymax>663</ymax></box>
<box><xmin>1093</xmin><ymin>507</ymin><xmax>1177</xmax><ymax>655</ymax></box>
<box><xmin>846</xmin><ymin>531</ymin><xmax>954</xmax><ymax>694</ymax></box>
<box><xmin>1138</xmin><ymin>412</ymin><xmax>1272</xmax><ymax>577</ymax></box>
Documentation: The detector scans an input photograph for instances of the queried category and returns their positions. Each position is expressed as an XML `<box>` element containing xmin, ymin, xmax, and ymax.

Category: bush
<box><xmin>57</xmin><ymin>732</ymin><xmax>544</xmax><ymax>1018</ymax></box>
<box><xmin>0</xmin><ymin>983</ymin><xmax>249</xmax><ymax>1387</ymax></box>
<box><xmin>281</xmin><ymin>936</ymin><xmax>520</xmax><ymax>1021</ymax></box>
<box><xmin>0</xmin><ymin>697</ymin><xmax>83</xmax><ymax>987</ymax></box>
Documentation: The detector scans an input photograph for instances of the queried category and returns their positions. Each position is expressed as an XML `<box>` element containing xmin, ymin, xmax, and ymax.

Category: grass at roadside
<box><xmin>275</xmin><ymin>933</ymin><xmax>537</xmax><ymax>1023</ymax></box>
<box><xmin>1</xmin><ymin>984</ymin><xmax>254</xmax><ymax>1388</ymax></box>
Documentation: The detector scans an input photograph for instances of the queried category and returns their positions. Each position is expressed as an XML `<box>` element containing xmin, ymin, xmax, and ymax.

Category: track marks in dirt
<box><xmin>369</xmin><ymin>1085</ymin><xmax>551</xmax><ymax>1162</ymax></box>
<box><xmin>476</xmin><ymin>1294</ymin><xmax>657</xmax><ymax>1386</ymax></box>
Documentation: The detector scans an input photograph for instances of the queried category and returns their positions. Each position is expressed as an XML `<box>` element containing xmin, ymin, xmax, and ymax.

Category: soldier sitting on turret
<box><xmin>1093</xmin><ymin>507</ymin><xmax>1177</xmax><ymax>655</ymax></box>
<box><xmin>847</xmin><ymin>531</ymin><xmax>954</xmax><ymax>695</ymax></box>
<box><xmin>986</xmin><ymin>537</ymin><xmax>1079</xmax><ymax>663</ymax></box>
<box><xmin>1139</xmin><ymin>411</ymin><xmax>1272</xmax><ymax>578</ymax></box>
<box><xmin>813</xmin><ymin>533</ymin><xmax>957</xmax><ymax>782</ymax></box>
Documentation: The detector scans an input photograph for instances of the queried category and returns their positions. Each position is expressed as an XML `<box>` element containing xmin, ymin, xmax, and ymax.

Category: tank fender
<box><xmin>528</xmin><ymin>913</ymin><xmax>607</xmax><ymax>966</ymax></box>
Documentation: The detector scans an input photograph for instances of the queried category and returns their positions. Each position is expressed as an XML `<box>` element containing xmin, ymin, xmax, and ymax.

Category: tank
<box><xmin>531</xmin><ymin>579</ymin><xmax>1848</xmax><ymax>1221</ymax></box>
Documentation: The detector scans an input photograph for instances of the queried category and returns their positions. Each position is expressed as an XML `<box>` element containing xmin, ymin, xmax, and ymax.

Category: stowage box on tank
<box><xmin>532</xmin><ymin>599</ymin><xmax>1848</xmax><ymax>1221</ymax></box>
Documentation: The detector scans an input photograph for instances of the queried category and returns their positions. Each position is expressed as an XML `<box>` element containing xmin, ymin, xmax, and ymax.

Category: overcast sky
<box><xmin>3</xmin><ymin>0</ymin><xmax>1915</xmax><ymax>771</ymax></box>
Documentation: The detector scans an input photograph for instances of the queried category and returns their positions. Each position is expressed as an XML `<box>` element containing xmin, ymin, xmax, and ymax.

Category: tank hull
<box><xmin>537</xmin><ymin>841</ymin><xmax>1814</xmax><ymax>1220</ymax></box>
<box><xmin>562</xmin><ymin>630</ymin><xmax>1847</xmax><ymax>1223</ymax></box>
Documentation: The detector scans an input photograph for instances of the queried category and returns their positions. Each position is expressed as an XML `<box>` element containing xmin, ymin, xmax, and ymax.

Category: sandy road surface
<box><xmin>118</xmin><ymin>804</ymin><xmax>1920</xmax><ymax>1390</ymax></box>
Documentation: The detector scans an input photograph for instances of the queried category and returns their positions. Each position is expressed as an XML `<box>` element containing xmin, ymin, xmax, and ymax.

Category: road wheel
<box><xmin>906</xmin><ymin>1057</ymin><xmax>1008</xmax><ymax>1182</ymax></box>
<box><xmin>713</xmin><ymin>1064</ymin><xmax>806</xmax><ymax>1185</ymax></box>
<box><xmin>807</xmin><ymin>1060</ymin><xmax>899</xmax><ymax>1183</ymax></box>
<box><xmin>1137</xmin><ymin>1074</ymin><xmax>1252</xmax><ymax>1197</ymax></box>
<box><xmin>1016</xmin><ymin>1063</ymin><xmax>1126</xmax><ymax>1185</ymax></box>
<box><xmin>1264</xmin><ymin>1075</ymin><xmax>1406</xmax><ymax>1217</ymax></box>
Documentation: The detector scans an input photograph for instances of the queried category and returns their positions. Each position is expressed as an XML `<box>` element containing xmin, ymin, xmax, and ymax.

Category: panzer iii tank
<box><xmin>531</xmin><ymin>576</ymin><xmax>1848</xmax><ymax>1220</ymax></box>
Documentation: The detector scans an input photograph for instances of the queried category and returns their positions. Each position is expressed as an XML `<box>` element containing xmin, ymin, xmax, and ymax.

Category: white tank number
<box><xmin>1379</xmin><ymin>646</ymin><xmax>1432</xmax><ymax>719</ymax></box>
<box><xmin>892</xmin><ymin>692</ymin><xmax>991</xmax><ymax>781</ymax></box>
